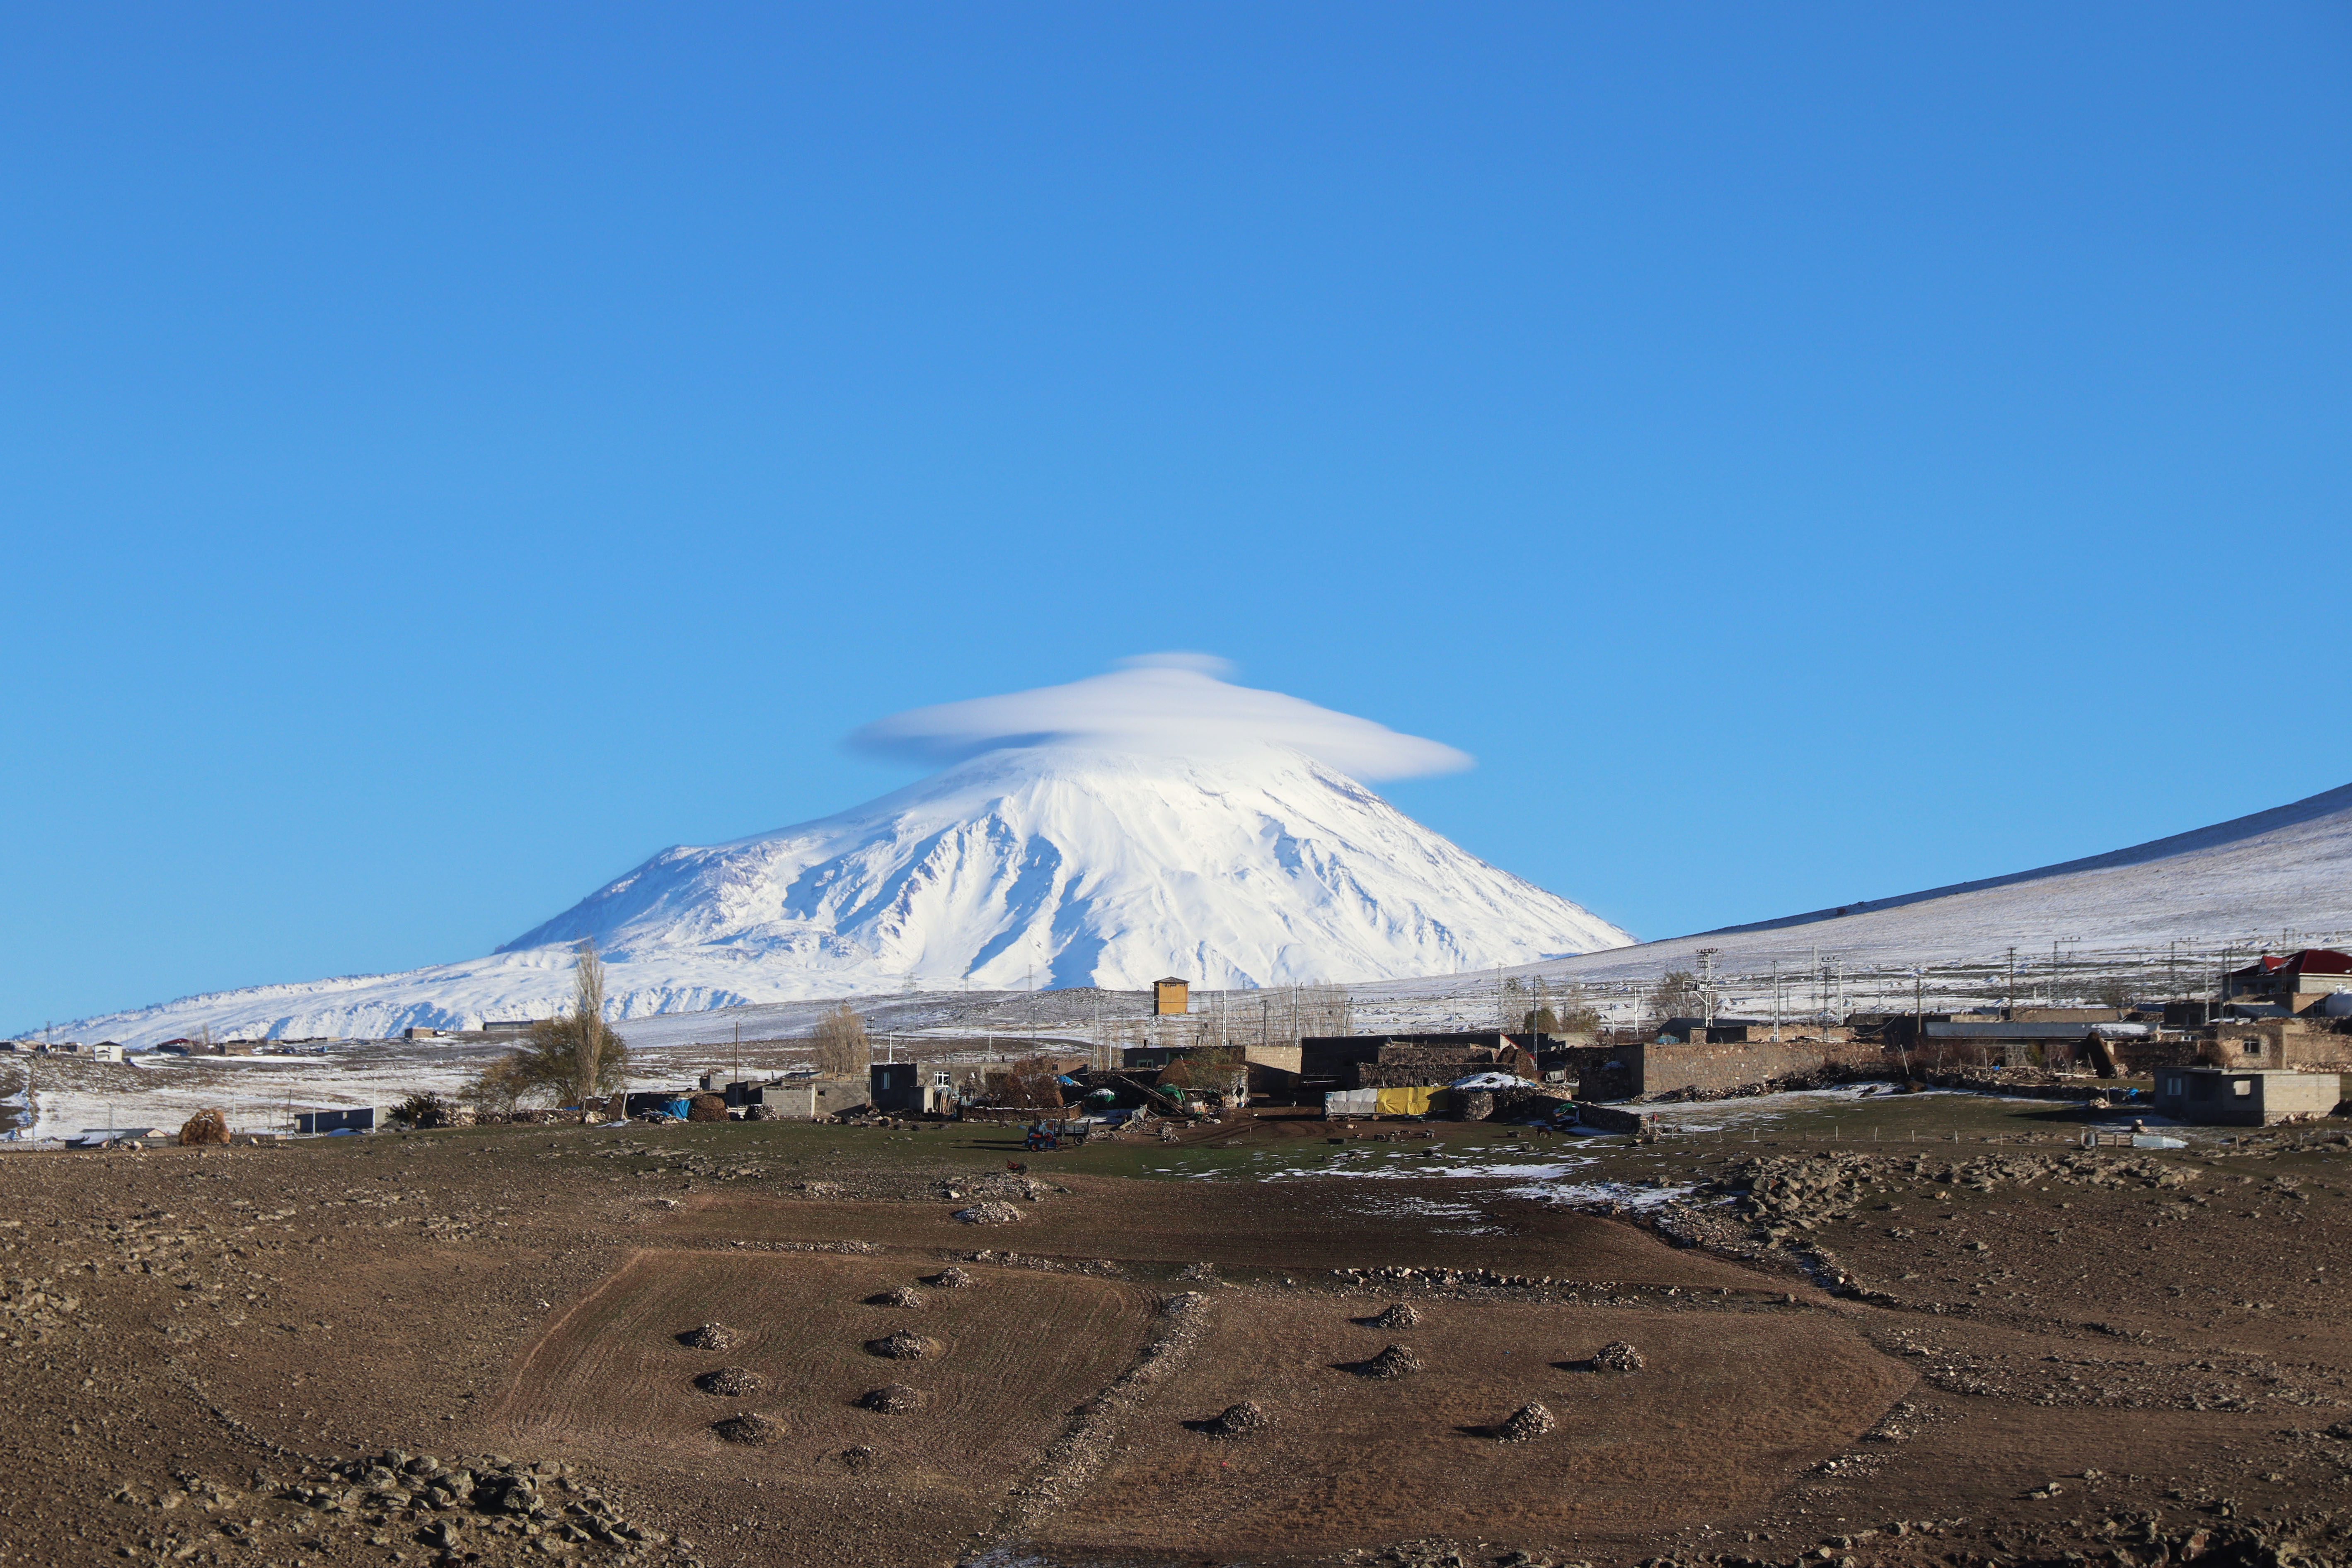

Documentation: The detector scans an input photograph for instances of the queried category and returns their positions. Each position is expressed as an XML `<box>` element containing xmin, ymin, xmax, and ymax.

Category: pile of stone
<box><xmin>865</xmin><ymin>1330</ymin><xmax>939</xmax><ymax>1360</ymax></box>
<box><xmin>1493</xmin><ymin>1402</ymin><xmax>1554</xmax><ymax>1442</ymax></box>
<box><xmin>866</xmin><ymin>1285</ymin><xmax>924</xmax><ymax>1308</ymax></box>
<box><xmin>280</xmin><ymin>1450</ymin><xmax>657</xmax><ymax>1560</ymax></box>
<box><xmin>1365</xmin><ymin>1302</ymin><xmax>1421</xmax><ymax>1329</ymax></box>
<box><xmin>694</xmin><ymin>1366</ymin><xmax>761</xmax><ymax>1396</ymax></box>
<box><xmin>1200</xmin><ymin>1401</ymin><xmax>1268</xmax><ymax>1438</ymax></box>
<box><xmin>678</xmin><ymin>1322</ymin><xmax>736</xmax><ymax>1350</ymax></box>
<box><xmin>952</xmin><ymin>1201</ymin><xmax>1023</xmax><ymax>1225</ymax></box>
<box><xmin>923</xmin><ymin>1266</ymin><xmax>975</xmax><ymax>1289</ymax></box>
<box><xmin>712</xmin><ymin>1412</ymin><xmax>779</xmax><ymax>1445</ymax></box>
<box><xmin>1592</xmin><ymin>1340</ymin><xmax>1645</xmax><ymax>1372</ymax></box>
<box><xmin>856</xmin><ymin>1383</ymin><xmax>922</xmax><ymax>1413</ymax></box>
<box><xmin>1354</xmin><ymin>1344</ymin><xmax>1423</xmax><ymax>1380</ymax></box>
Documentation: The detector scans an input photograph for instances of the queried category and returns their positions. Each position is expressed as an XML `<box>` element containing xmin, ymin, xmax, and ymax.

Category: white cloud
<box><xmin>849</xmin><ymin>655</ymin><xmax>1473</xmax><ymax>780</ymax></box>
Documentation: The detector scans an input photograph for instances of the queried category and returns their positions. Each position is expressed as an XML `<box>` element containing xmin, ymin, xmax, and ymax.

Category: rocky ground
<box><xmin>3</xmin><ymin>1093</ymin><xmax>2350</xmax><ymax>1566</ymax></box>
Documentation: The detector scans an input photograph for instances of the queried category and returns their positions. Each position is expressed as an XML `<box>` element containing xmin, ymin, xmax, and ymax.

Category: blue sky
<box><xmin>4</xmin><ymin>3</ymin><xmax>2348</xmax><ymax>1028</ymax></box>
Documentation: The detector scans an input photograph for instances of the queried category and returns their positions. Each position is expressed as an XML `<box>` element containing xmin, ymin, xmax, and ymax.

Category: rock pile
<box><xmin>923</xmin><ymin>1266</ymin><xmax>975</xmax><ymax>1288</ymax></box>
<box><xmin>712</xmin><ymin>1412</ymin><xmax>779</xmax><ymax>1445</ymax></box>
<box><xmin>1355</xmin><ymin>1343</ymin><xmax>1423</xmax><ymax>1380</ymax></box>
<box><xmin>678</xmin><ymin>1322</ymin><xmax>736</xmax><ymax>1350</ymax></box>
<box><xmin>1493</xmin><ymin>1402</ymin><xmax>1555</xmax><ymax>1442</ymax></box>
<box><xmin>278</xmin><ymin>1449</ymin><xmax>657</xmax><ymax>1561</ymax></box>
<box><xmin>857</xmin><ymin>1383</ymin><xmax>922</xmax><ymax>1413</ymax></box>
<box><xmin>1201</xmin><ymin>1401</ymin><xmax>1269</xmax><ymax>1438</ymax></box>
<box><xmin>1592</xmin><ymin>1340</ymin><xmax>1645</xmax><ymax>1372</ymax></box>
<box><xmin>694</xmin><ymin>1366</ymin><xmax>762</xmax><ymax>1396</ymax></box>
<box><xmin>1366</xmin><ymin>1302</ymin><xmax>1421</xmax><ymax>1329</ymax></box>
<box><xmin>865</xmin><ymin>1330</ymin><xmax>939</xmax><ymax>1360</ymax></box>
<box><xmin>952</xmin><ymin>1201</ymin><xmax>1023</xmax><ymax>1224</ymax></box>
<box><xmin>866</xmin><ymin>1285</ymin><xmax>924</xmax><ymax>1308</ymax></box>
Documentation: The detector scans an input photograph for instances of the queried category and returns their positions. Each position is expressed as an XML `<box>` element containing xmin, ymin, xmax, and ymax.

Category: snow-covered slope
<box><xmin>1370</xmin><ymin>780</ymin><xmax>2352</xmax><ymax>999</ymax></box>
<box><xmin>47</xmin><ymin>742</ymin><xmax>1632</xmax><ymax>1045</ymax></box>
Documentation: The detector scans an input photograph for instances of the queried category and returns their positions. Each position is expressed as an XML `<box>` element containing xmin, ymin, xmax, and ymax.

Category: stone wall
<box><xmin>1563</xmin><ymin>1038</ymin><xmax>1893</xmax><ymax>1102</ymax></box>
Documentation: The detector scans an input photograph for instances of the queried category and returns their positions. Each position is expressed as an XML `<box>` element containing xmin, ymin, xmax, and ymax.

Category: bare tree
<box><xmin>462</xmin><ymin>1053</ymin><xmax>533</xmax><ymax>1119</ymax></box>
<box><xmin>515</xmin><ymin>941</ymin><xmax>629</xmax><ymax>1108</ymax></box>
<box><xmin>1647</xmin><ymin>970</ymin><xmax>1703</xmax><ymax>1022</ymax></box>
<box><xmin>813</xmin><ymin>1003</ymin><xmax>871</xmax><ymax>1080</ymax></box>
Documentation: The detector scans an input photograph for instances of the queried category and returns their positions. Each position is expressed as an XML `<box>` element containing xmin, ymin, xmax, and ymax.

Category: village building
<box><xmin>2152</xmin><ymin>1066</ymin><xmax>2342</xmax><ymax>1126</ymax></box>
<box><xmin>2225</xmin><ymin>949</ymin><xmax>2352</xmax><ymax>1015</ymax></box>
<box><xmin>295</xmin><ymin>1107</ymin><xmax>377</xmax><ymax>1134</ymax></box>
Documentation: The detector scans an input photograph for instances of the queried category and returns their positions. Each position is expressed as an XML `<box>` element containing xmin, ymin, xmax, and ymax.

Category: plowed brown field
<box><xmin>1038</xmin><ymin>1294</ymin><xmax>1910</xmax><ymax>1559</ymax></box>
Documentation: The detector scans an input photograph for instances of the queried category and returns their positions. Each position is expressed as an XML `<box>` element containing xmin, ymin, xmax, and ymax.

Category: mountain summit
<box><xmin>51</xmin><ymin>663</ymin><xmax>1631</xmax><ymax>1041</ymax></box>
<box><xmin>503</xmin><ymin>740</ymin><xmax>1632</xmax><ymax>995</ymax></box>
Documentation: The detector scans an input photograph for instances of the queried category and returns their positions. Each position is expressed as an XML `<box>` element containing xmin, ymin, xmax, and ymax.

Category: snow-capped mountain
<box><xmin>48</xmin><ymin>740</ymin><xmax>1632</xmax><ymax>1044</ymax></box>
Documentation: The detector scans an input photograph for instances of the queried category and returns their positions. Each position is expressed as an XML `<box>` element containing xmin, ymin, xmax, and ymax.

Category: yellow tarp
<box><xmin>1374</xmin><ymin>1087</ymin><xmax>1449</xmax><ymax>1117</ymax></box>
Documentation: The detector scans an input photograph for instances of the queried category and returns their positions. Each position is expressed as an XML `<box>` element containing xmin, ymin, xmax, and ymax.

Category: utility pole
<box><xmin>1770</xmin><ymin>959</ymin><xmax>1781</xmax><ymax>1042</ymax></box>
<box><xmin>2004</xmin><ymin>947</ymin><xmax>2018</xmax><ymax>1020</ymax></box>
<box><xmin>1914</xmin><ymin>967</ymin><xmax>1925</xmax><ymax>1032</ymax></box>
<box><xmin>1696</xmin><ymin>948</ymin><xmax>1720</xmax><ymax>1027</ymax></box>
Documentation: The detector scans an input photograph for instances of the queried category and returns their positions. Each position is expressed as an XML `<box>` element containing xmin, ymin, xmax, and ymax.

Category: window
<box><xmin>2163</xmin><ymin>1077</ymin><xmax>2180</xmax><ymax>1096</ymax></box>
<box><xmin>2243</xmin><ymin>1039</ymin><xmax>2262</xmax><ymax>1055</ymax></box>
<box><xmin>2233</xmin><ymin>1080</ymin><xmax>2254</xmax><ymax>1097</ymax></box>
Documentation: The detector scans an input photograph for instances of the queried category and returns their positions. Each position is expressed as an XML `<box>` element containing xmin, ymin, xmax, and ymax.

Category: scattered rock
<box><xmin>1494</xmin><ymin>1403</ymin><xmax>1554</xmax><ymax>1442</ymax></box>
<box><xmin>1354</xmin><ymin>1344</ymin><xmax>1423</xmax><ymax>1380</ymax></box>
<box><xmin>840</xmin><ymin>1445</ymin><xmax>877</xmax><ymax>1472</ymax></box>
<box><xmin>856</xmin><ymin>1384</ymin><xmax>922</xmax><ymax>1413</ymax></box>
<box><xmin>1199</xmin><ymin>1401</ymin><xmax>1268</xmax><ymax>1438</ymax></box>
<box><xmin>694</xmin><ymin>1366</ymin><xmax>762</xmax><ymax>1397</ymax></box>
<box><xmin>866</xmin><ymin>1286</ymin><xmax>925</xmax><ymax>1308</ymax></box>
<box><xmin>923</xmin><ymin>1267</ymin><xmax>975</xmax><ymax>1289</ymax></box>
<box><xmin>1366</xmin><ymin>1302</ymin><xmax>1422</xmax><ymax>1329</ymax></box>
<box><xmin>1160</xmin><ymin>1291</ymin><xmax>1209</xmax><ymax>1316</ymax></box>
<box><xmin>1592</xmin><ymin>1340</ymin><xmax>1645</xmax><ymax>1372</ymax></box>
<box><xmin>711</xmin><ymin>1412</ymin><xmax>779</xmax><ymax>1445</ymax></box>
<box><xmin>952</xmin><ymin>1201</ymin><xmax>1023</xmax><ymax>1225</ymax></box>
<box><xmin>865</xmin><ymin>1330</ymin><xmax>939</xmax><ymax>1360</ymax></box>
<box><xmin>678</xmin><ymin>1322</ymin><xmax>736</xmax><ymax>1351</ymax></box>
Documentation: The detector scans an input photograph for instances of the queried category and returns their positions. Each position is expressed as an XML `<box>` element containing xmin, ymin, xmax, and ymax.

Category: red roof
<box><xmin>2229</xmin><ymin>948</ymin><xmax>2352</xmax><ymax>980</ymax></box>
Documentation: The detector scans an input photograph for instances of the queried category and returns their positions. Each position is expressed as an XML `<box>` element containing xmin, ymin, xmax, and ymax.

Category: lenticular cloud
<box><xmin>848</xmin><ymin>655</ymin><xmax>1473</xmax><ymax>780</ymax></box>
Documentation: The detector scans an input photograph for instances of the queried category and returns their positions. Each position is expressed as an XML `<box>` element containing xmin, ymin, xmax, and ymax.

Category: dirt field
<box><xmin>7</xmin><ymin>1090</ymin><xmax>2352</xmax><ymax>1568</ymax></box>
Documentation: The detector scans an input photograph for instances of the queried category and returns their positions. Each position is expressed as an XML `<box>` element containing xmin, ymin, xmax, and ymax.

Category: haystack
<box><xmin>687</xmin><ymin>1093</ymin><xmax>729</xmax><ymax>1123</ymax></box>
<box><xmin>179</xmin><ymin>1109</ymin><xmax>231</xmax><ymax>1147</ymax></box>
